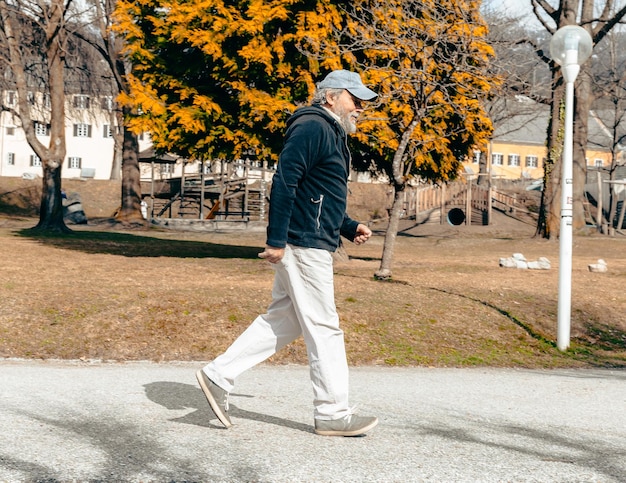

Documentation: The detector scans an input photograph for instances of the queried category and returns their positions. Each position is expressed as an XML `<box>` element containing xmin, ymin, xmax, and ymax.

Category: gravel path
<box><xmin>1</xmin><ymin>360</ymin><xmax>624</xmax><ymax>482</ymax></box>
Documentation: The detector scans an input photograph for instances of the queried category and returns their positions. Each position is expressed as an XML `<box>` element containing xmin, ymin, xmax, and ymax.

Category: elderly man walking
<box><xmin>197</xmin><ymin>70</ymin><xmax>378</xmax><ymax>437</ymax></box>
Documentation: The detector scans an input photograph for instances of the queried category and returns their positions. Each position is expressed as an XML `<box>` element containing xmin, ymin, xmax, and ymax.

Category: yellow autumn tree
<box><xmin>303</xmin><ymin>0</ymin><xmax>497</xmax><ymax>279</ymax></box>
<box><xmin>112</xmin><ymin>0</ymin><xmax>496</xmax><ymax>280</ymax></box>
<box><xmin>112</xmin><ymin>0</ymin><xmax>344</xmax><ymax>163</ymax></box>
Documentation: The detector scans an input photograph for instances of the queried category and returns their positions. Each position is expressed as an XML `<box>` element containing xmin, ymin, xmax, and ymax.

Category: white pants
<box><xmin>203</xmin><ymin>244</ymin><xmax>350</xmax><ymax>420</ymax></box>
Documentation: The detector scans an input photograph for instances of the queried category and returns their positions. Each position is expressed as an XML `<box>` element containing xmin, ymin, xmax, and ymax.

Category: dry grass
<box><xmin>1</xmin><ymin>214</ymin><xmax>625</xmax><ymax>368</ymax></box>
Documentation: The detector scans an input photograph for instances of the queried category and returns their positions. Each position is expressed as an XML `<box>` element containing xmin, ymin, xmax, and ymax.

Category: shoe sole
<box><xmin>196</xmin><ymin>370</ymin><xmax>233</xmax><ymax>428</ymax></box>
<box><xmin>314</xmin><ymin>417</ymin><xmax>379</xmax><ymax>437</ymax></box>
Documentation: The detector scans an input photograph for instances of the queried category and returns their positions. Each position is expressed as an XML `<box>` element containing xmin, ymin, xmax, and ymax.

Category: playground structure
<box><xmin>139</xmin><ymin>154</ymin><xmax>533</xmax><ymax>228</ymax></box>
<box><xmin>395</xmin><ymin>180</ymin><xmax>533</xmax><ymax>226</ymax></box>
<box><xmin>584</xmin><ymin>166</ymin><xmax>626</xmax><ymax>232</ymax></box>
<box><xmin>140</xmin><ymin>158</ymin><xmax>273</xmax><ymax>224</ymax></box>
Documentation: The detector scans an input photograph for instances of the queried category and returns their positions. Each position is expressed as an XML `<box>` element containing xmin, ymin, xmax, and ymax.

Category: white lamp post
<box><xmin>549</xmin><ymin>25</ymin><xmax>593</xmax><ymax>351</ymax></box>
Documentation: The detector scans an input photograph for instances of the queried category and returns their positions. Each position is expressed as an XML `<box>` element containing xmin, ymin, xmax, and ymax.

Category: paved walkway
<box><xmin>1</xmin><ymin>360</ymin><xmax>624</xmax><ymax>482</ymax></box>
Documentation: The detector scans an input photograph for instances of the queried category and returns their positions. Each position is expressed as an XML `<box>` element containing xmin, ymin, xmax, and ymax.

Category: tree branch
<box><xmin>531</xmin><ymin>0</ymin><xmax>559</xmax><ymax>34</ymax></box>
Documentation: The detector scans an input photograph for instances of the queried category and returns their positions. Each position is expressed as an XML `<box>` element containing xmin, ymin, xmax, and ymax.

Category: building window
<box><xmin>43</xmin><ymin>93</ymin><xmax>51</xmax><ymax>108</ymax></box>
<box><xmin>103</xmin><ymin>124</ymin><xmax>113</xmax><ymax>138</ymax></box>
<box><xmin>200</xmin><ymin>162</ymin><xmax>212</xmax><ymax>174</ymax></box>
<box><xmin>7</xmin><ymin>152</ymin><xmax>15</xmax><ymax>165</ymax></box>
<box><xmin>30</xmin><ymin>154</ymin><xmax>42</xmax><ymax>167</ymax></box>
<box><xmin>492</xmin><ymin>153</ymin><xmax>503</xmax><ymax>166</ymax></box>
<box><xmin>34</xmin><ymin>122</ymin><xmax>50</xmax><ymax>136</ymax></box>
<box><xmin>101</xmin><ymin>96</ymin><xmax>114</xmax><ymax>111</ymax></box>
<box><xmin>6</xmin><ymin>91</ymin><xmax>16</xmax><ymax>106</ymax></box>
<box><xmin>6</xmin><ymin>127</ymin><xmax>15</xmax><ymax>136</ymax></box>
<box><xmin>161</xmin><ymin>163</ymin><xmax>174</xmax><ymax>174</ymax></box>
<box><xmin>507</xmin><ymin>154</ymin><xmax>521</xmax><ymax>166</ymax></box>
<box><xmin>68</xmin><ymin>156</ymin><xmax>82</xmax><ymax>169</ymax></box>
<box><xmin>73</xmin><ymin>95</ymin><xmax>90</xmax><ymax>109</ymax></box>
<box><xmin>595</xmin><ymin>159</ymin><xmax>603</xmax><ymax>167</ymax></box>
<box><xmin>473</xmin><ymin>150</ymin><xmax>480</xmax><ymax>164</ymax></box>
<box><xmin>73</xmin><ymin>123</ymin><xmax>92</xmax><ymax>137</ymax></box>
<box><xmin>525</xmin><ymin>155</ymin><xmax>538</xmax><ymax>168</ymax></box>
<box><xmin>27</xmin><ymin>92</ymin><xmax>36</xmax><ymax>104</ymax></box>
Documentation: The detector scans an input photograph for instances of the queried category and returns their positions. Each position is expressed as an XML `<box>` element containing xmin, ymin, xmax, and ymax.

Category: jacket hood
<box><xmin>286</xmin><ymin>105</ymin><xmax>345</xmax><ymax>135</ymax></box>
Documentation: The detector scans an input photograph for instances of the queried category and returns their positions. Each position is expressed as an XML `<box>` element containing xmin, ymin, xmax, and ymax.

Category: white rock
<box><xmin>527</xmin><ymin>257</ymin><xmax>551</xmax><ymax>270</ymax></box>
<box><xmin>588</xmin><ymin>259</ymin><xmax>608</xmax><ymax>273</ymax></box>
<box><xmin>500</xmin><ymin>255</ymin><xmax>551</xmax><ymax>270</ymax></box>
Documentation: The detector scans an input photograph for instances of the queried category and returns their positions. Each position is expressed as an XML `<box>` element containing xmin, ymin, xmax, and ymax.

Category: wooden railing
<box><xmin>396</xmin><ymin>182</ymin><xmax>527</xmax><ymax>225</ymax></box>
<box><xmin>491</xmin><ymin>189</ymin><xmax>518</xmax><ymax>213</ymax></box>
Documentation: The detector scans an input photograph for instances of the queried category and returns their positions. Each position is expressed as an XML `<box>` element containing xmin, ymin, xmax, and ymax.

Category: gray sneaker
<box><xmin>196</xmin><ymin>370</ymin><xmax>233</xmax><ymax>428</ymax></box>
<box><xmin>314</xmin><ymin>414</ymin><xmax>378</xmax><ymax>437</ymax></box>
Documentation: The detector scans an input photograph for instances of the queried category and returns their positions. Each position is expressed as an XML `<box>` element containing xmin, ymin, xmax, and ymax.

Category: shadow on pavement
<box><xmin>144</xmin><ymin>381</ymin><xmax>313</xmax><ymax>434</ymax></box>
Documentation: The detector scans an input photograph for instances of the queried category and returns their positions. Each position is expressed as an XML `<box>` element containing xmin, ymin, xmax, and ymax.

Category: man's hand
<box><xmin>353</xmin><ymin>224</ymin><xmax>372</xmax><ymax>245</ymax></box>
<box><xmin>258</xmin><ymin>245</ymin><xmax>285</xmax><ymax>264</ymax></box>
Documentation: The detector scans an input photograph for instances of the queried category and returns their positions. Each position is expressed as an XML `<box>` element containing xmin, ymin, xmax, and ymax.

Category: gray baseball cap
<box><xmin>317</xmin><ymin>70</ymin><xmax>378</xmax><ymax>101</ymax></box>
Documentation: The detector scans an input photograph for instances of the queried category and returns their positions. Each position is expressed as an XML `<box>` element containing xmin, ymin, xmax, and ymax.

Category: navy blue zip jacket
<box><xmin>266</xmin><ymin>105</ymin><xmax>360</xmax><ymax>252</ymax></box>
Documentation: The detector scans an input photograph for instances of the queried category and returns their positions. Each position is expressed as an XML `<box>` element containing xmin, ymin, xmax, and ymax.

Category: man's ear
<box><xmin>325</xmin><ymin>91</ymin><xmax>338</xmax><ymax>107</ymax></box>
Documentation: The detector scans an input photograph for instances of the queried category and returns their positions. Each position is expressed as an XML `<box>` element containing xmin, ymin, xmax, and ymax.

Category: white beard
<box><xmin>339</xmin><ymin>112</ymin><xmax>358</xmax><ymax>134</ymax></box>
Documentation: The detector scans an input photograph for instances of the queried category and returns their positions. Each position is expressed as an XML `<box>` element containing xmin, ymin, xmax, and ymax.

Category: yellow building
<box><xmin>462</xmin><ymin>102</ymin><xmax>616</xmax><ymax>181</ymax></box>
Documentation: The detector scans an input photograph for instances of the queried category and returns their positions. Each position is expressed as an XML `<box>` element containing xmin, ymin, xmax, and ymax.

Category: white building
<box><xmin>0</xmin><ymin>91</ymin><xmax>152</xmax><ymax>180</ymax></box>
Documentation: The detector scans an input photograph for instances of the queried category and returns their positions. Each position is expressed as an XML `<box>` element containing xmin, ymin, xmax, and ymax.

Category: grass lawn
<box><xmin>1</xmin><ymin>215</ymin><xmax>625</xmax><ymax>368</ymax></box>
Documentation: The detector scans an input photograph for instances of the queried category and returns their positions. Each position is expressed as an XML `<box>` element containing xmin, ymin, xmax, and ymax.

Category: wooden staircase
<box><xmin>143</xmin><ymin>174</ymin><xmax>268</xmax><ymax>221</ymax></box>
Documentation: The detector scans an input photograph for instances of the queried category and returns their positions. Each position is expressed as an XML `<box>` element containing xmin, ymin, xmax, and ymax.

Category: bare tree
<box><xmin>481</xmin><ymin>5</ymin><xmax>552</xmax><ymax>186</ymax></box>
<box><xmin>590</xmin><ymin>27</ymin><xmax>626</xmax><ymax>232</ymax></box>
<box><xmin>78</xmin><ymin>0</ymin><xmax>143</xmax><ymax>223</ymax></box>
<box><xmin>531</xmin><ymin>0</ymin><xmax>626</xmax><ymax>237</ymax></box>
<box><xmin>0</xmin><ymin>0</ymin><xmax>74</xmax><ymax>232</ymax></box>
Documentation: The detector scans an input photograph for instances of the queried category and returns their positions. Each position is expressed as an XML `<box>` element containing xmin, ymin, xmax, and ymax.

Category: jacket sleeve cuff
<box><xmin>265</xmin><ymin>238</ymin><xmax>287</xmax><ymax>249</ymax></box>
<box><xmin>340</xmin><ymin>216</ymin><xmax>360</xmax><ymax>242</ymax></box>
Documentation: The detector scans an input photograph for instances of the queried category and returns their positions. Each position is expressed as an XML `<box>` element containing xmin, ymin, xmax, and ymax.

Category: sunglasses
<box><xmin>347</xmin><ymin>91</ymin><xmax>364</xmax><ymax>109</ymax></box>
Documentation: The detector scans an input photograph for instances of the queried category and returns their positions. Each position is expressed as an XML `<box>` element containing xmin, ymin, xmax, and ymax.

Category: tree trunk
<box><xmin>109</xmin><ymin>109</ymin><xmax>124</xmax><ymax>180</ymax></box>
<box><xmin>537</xmin><ymin>79</ymin><xmax>564</xmax><ymax>239</ymax></box>
<box><xmin>616</xmin><ymin>191</ymin><xmax>626</xmax><ymax>231</ymax></box>
<box><xmin>374</xmin><ymin>185</ymin><xmax>403</xmax><ymax>280</ymax></box>
<box><xmin>572</xmin><ymin>67</ymin><xmax>593</xmax><ymax>230</ymax></box>
<box><xmin>373</xmin><ymin>117</ymin><xmax>418</xmax><ymax>279</ymax></box>
<box><xmin>476</xmin><ymin>150</ymin><xmax>489</xmax><ymax>187</ymax></box>
<box><xmin>33</xmin><ymin>0</ymin><xmax>69</xmax><ymax>233</ymax></box>
<box><xmin>115</xmin><ymin>125</ymin><xmax>144</xmax><ymax>223</ymax></box>
<box><xmin>536</xmin><ymin>3</ymin><xmax>580</xmax><ymax>239</ymax></box>
<box><xmin>607</xmin><ymin>167</ymin><xmax>618</xmax><ymax>231</ymax></box>
<box><xmin>33</xmin><ymin>160</ymin><xmax>70</xmax><ymax>233</ymax></box>
<box><xmin>540</xmin><ymin>60</ymin><xmax>592</xmax><ymax>237</ymax></box>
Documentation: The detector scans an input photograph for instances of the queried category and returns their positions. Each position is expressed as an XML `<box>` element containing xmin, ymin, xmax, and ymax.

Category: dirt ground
<box><xmin>1</xmin><ymin>176</ymin><xmax>625</xmax><ymax>368</ymax></box>
<box><xmin>1</xmin><ymin>205</ymin><xmax>625</xmax><ymax>368</ymax></box>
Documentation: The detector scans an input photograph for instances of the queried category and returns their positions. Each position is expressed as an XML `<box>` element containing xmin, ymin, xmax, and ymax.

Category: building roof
<box><xmin>491</xmin><ymin>97</ymin><xmax>626</xmax><ymax>153</ymax></box>
<box><xmin>138</xmin><ymin>146</ymin><xmax>179</xmax><ymax>164</ymax></box>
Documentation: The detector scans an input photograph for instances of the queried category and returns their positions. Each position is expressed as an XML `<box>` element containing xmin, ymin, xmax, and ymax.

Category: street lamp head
<box><xmin>550</xmin><ymin>26</ymin><xmax>593</xmax><ymax>80</ymax></box>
